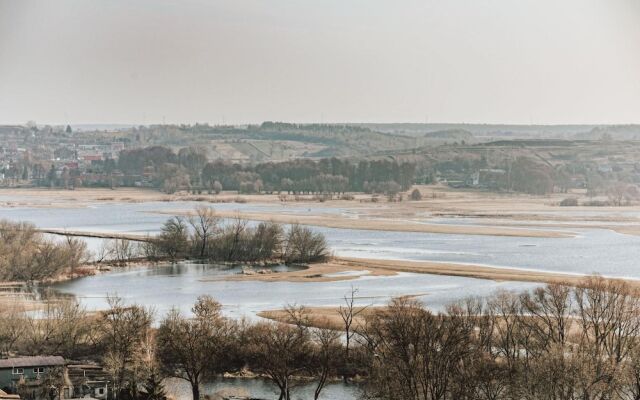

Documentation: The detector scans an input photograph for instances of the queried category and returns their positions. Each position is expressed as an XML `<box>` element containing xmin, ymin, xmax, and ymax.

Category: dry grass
<box><xmin>258</xmin><ymin>306</ymin><xmax>380</xmax><ymax>330</ymax></box>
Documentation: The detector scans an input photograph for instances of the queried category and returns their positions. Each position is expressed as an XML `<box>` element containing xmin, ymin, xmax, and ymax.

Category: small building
<box><xmin>0</xmin><ymin>356</ymin><xmax>65</xmax><ymax>397</ymax></box>
<box><xmin>66</xmin><ymin>365</ymin><xmax>109</xmax><ymax>400</ymax></box>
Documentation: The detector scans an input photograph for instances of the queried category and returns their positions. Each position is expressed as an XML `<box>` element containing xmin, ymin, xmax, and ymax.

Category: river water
<box><xmin>1</xmin><ymin>199</ymin><xmax>638</xmax><ymax>316</ymax></box>
<box><xmin>3</xmin><ymin>198</ymin><xmax>639</xmax><ymax>399</ymax></box>
<box><xmin>1</xmin><ymin>200</ymin><xmax>639</xmax><ymax>277</ymax></box>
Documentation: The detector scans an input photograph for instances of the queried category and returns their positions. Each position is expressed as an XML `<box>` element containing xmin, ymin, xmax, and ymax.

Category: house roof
<box><xmin>0</xmin><ymin>356</ymin><xmax>65</xmax><ymax>369</ymax></box>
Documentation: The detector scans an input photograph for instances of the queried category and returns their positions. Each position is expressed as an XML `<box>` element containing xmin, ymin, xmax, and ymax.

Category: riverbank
<box><xmin>163</xmin><ymin>209</ymin><xmax>575</xmax><ymax>238</ymax></box>
<box><xmin>3</xmin><ymin>186</ymin><xmax>640</xmax><ymax>238</ymax></box>
<box><xmin>211</xmin><ymin>256</ymin><xmax>640</xmax><ymax>291</ymax></box>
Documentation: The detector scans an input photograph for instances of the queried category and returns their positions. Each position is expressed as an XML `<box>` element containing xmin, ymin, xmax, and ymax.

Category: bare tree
<box><xmin>64</xmin><ymin>235</ymin><xmax>89</xmax><ymax>275</ymax></box>
<box><xmin>108</xmin><ymin>238</ymin><xmax>139</xmax><ymax>265</ymax></box>
<box><xmin>156</xmin><ymin>296</ymin><xmax>239</xmax><ymax>400</ymax></box>
<box><xmin>24</xmin><ymin>299</ymin><xmax>91</xmax><ymax>359</ymax></box>
<box><xmin>95</xmin><ymin>239</ymin><xmax>114</xmax><ymax>263</ymax></box>
<box><xmin>99</xmin><ymin>296</ymin><xmax>154</xmax><ymax>399</ymax></box>
<box><xmin>0</xmin><ymin>302</ymin><xmax>27</xmax><ymax>355</ymax></box>
<box><xmin>188</xmin><ymin>206</ymin><xmax>219</xmax><ymax>258</ymax></box>
<box><xmin>0</xmin><ymin>220</ymin><xmax>88</xmax><ymax>281</ymax></box>
<box><xmin>338</xmin><ymin>286</ymin><xmax>367</xmax><ymax>361</ymax></box>
<box><xmin>217</xmin><ymin>216</ymin><xmax>248</xmax><ymax>261</ymax></box>
<box><xmin>246</xmin><ymin>320</ymin><xmax>311</xmax><ymax>400</ymax></box>
<box><xmin>310</xmin><ymin>322</ymin><xmax>342</xmax><ymax>400</ymax></box>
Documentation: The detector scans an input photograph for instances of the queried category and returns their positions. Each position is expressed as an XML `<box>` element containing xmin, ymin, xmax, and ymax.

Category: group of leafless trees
<box><xmin>360</xmin><ymin>276</ymin><xmax>640</xmax><ymax>400</ymax></box>
<box><xmin>0</xmin><ymin>220</ymin><xmax>89</xmax><ymax>281</ymax></box>
<box><xmin>6</xmin><ymin>276</ymin><xmax>640</xmax><ymax>400</ymax></box>
<box><xmin>150</xmin><ymin>206</ymin><xmax>330</xmax><ymax>264</ymax></box>
<box><xmin>0</xmin><ymin>206</ymin><xmax>329</xmax><ymax>279</ymax></box>
<box><xmin>0</xmin><ymin>295</ymin><xmax>156</xmax><ymax>400</ymax></box>
<box><xmin>0</xmin><ymin>295</ymin><xmax>343</xmax><ymax>400</ymax></box>
<box><xmin>162</xmin><ymin>277</ymin><xmax>640</xmax><ymax>400</ymax></box>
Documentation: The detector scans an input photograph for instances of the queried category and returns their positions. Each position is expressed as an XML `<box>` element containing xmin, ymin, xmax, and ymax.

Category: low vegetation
<box><xmin>0</xmin><ymin>220</ymin><xmax>88</xmax><ymax>281</ymax></box>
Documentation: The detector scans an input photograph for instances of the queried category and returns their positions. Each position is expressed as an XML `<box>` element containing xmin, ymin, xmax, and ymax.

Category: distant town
<box><xmin>3</xmin><ymin>122</ymin><xmax>640</xmax><ymax>205</ymax></box>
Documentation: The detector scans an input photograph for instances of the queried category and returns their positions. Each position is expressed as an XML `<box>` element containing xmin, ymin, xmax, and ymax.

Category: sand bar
<box><xmin>160</xmin><ymin>209</ymin><xmax>575</xmax><ymax>238</ymax></box>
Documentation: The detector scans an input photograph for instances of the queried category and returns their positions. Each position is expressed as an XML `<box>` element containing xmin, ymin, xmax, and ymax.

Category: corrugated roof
<box><xmin>0</xmin><ymin>356</ymin><xmax>65</xmax><ymax>368</ymax></box>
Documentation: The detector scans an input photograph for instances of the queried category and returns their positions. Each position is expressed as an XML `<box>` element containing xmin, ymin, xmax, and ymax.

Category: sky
<box><xmin>0</xmin><ymin>0</ymin><xmax>639</xmax><ymax>125</ymax></box>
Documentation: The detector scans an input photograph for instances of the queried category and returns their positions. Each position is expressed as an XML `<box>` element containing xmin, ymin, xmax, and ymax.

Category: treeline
<box><xmin>116</xmin><ymin>145</ymin><xmax>415</xmax><ymax>195</ymax></box>
<box><xmin>359</xmin><ymin>276</ymin><xmax>640</xmax><ymax>400</ymax></box>
<box><xmin>0</xmin><ymin>220</ymin><xmax>88</xmax><ymax>281</ymax></box>
<box><xmin>0</xmin><ymin>295</ymin><xmax>346</xmax><ymax>400</ymax></box>
<box><xmin>4</xmin><ymin>277</ymin><xmax>640</xmax><ymax>400</ymax></box>
<box><xmin>202</xmin><ymin>158</ymin><xmax>415</xmax><ymax>195</ymax></box>
<box><xmin>425</xmin><ymin>156</ymin><xmax>557</xmax><ymax>195</ymax></box>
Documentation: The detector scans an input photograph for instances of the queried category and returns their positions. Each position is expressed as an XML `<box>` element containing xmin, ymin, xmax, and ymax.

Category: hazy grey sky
<box><xmin>1</xmin><ymin>0</ymin><xmax>639</xmax><ymax>125</ymax></box>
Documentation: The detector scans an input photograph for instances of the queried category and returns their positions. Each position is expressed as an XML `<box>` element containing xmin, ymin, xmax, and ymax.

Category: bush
<box><xmin>582</xmin><ymin>200</ymin><xmax>610</xmax><ymax>207</ymax></box>
<box><xmin>559</xmin><ymin>197</ymin><xmax>578</xmax><ymax>207</ymax></box>
<box><xmin>157</xmin><ymin>217</ymin><xmax>189</xmax><ymax>260</ymax></box>
<box><xmin>0</xmin><ymin>220</ymin><xmax>89</xmax><ymax>281</ymax></box>
<box><xmin>410</xmin><ymin>188</ymin><xmax>422</xmax><ymax>201</ymax></box>
<box><xmin>283</xmin><ymin>224</ymin><xmax>329</xmax><ymax>264</ymax></box>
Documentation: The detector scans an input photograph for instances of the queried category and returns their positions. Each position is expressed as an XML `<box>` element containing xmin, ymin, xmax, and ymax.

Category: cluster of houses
<box><xmin>440</xmin><ymin>168</ymin><xmax>508</xmax><ymax>189</ymax></box>
<box><xmin>0</xmin><ymin>125</ymin><xmax>131</xmax><ymax>187</ymax></box>
<box><xmin>0</xmin><ymin>357</ymin><xmax>108</xmax><ymax>400</ymax></box>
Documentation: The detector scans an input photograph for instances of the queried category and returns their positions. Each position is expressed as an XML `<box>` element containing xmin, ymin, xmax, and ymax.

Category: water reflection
<box><xmin>165</xmin><ymin>377</ymin><xmax>361</xmax><ymax>400</ymax></box>
<box><xmin>43</xmin><ymin>261</ymin><xmax>540</xmax><ymax>319</ymax></box>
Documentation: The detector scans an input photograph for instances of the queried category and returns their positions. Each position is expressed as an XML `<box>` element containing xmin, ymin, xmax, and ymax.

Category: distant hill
<box><xmin>423</xmin><ymin>129</ymin><xmax>474</xmax><ymax>143</ymax></box>
<box><xmin>351</xmin><ymin>123</ymin><xmax>600</xmax><ymax>140</ymax></box>
<box><xmin>574</xmin><ymin>125</ymin><xmax>640</xmax><ymax>141</ymax></box>
<box><xmin>132</xmin><ymin>122</ymin><xmax>418</xmax><ymax>159</ymax></box>
<box><xmin>70</xmin><ymin>124</ymin><xmax>138</xmax><ymax>132</ymax></box>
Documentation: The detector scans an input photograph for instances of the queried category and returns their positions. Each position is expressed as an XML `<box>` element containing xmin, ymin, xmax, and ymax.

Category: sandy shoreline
<box><xmin>333</xmin><ymin>257</ymin><xmax>595</xmax><ymax>286</ymax></box>
<box><xmin>160</xmin><ymin>209</ymin><xmax>575</xmax><ymax>238</ymax></box>
<box><xmin>202</xmin><ymin>260</ymin><xmax>395</xmax><ymax>283</ymax></box>
<box><xmin>205</xmin><ymin>256</ymin><xmax>634</xmax><ymax>290</ymax></box>
<box><xmin>2</xmin><ymin>186</ymin><xmax>639</xmax><ymax>237</ymax></box>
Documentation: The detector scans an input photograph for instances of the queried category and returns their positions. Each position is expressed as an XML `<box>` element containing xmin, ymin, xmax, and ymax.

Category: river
<box><xmin>3</xmin><ymin>198</ymin><xmax>639</xmax><ymax>399</ymax></box>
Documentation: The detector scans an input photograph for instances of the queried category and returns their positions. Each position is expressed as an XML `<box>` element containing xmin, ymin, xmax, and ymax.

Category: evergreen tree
<box><xmin>143</xmin><ymin>372</ymin><xmax>167</xmax><ymax>400</ymax></box>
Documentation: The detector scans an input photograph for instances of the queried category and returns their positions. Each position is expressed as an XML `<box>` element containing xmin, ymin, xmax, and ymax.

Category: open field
<box><xmin>0</xmin><ymin>187</ymin><xmax>289</xmax><ymax>206</ymax></box>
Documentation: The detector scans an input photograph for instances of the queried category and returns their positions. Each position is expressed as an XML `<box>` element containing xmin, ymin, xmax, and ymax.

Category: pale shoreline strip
<box><xmin>154</xmin><ymin>209</ymin><xmax>575</xmax><ymax>238</ymax></box>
